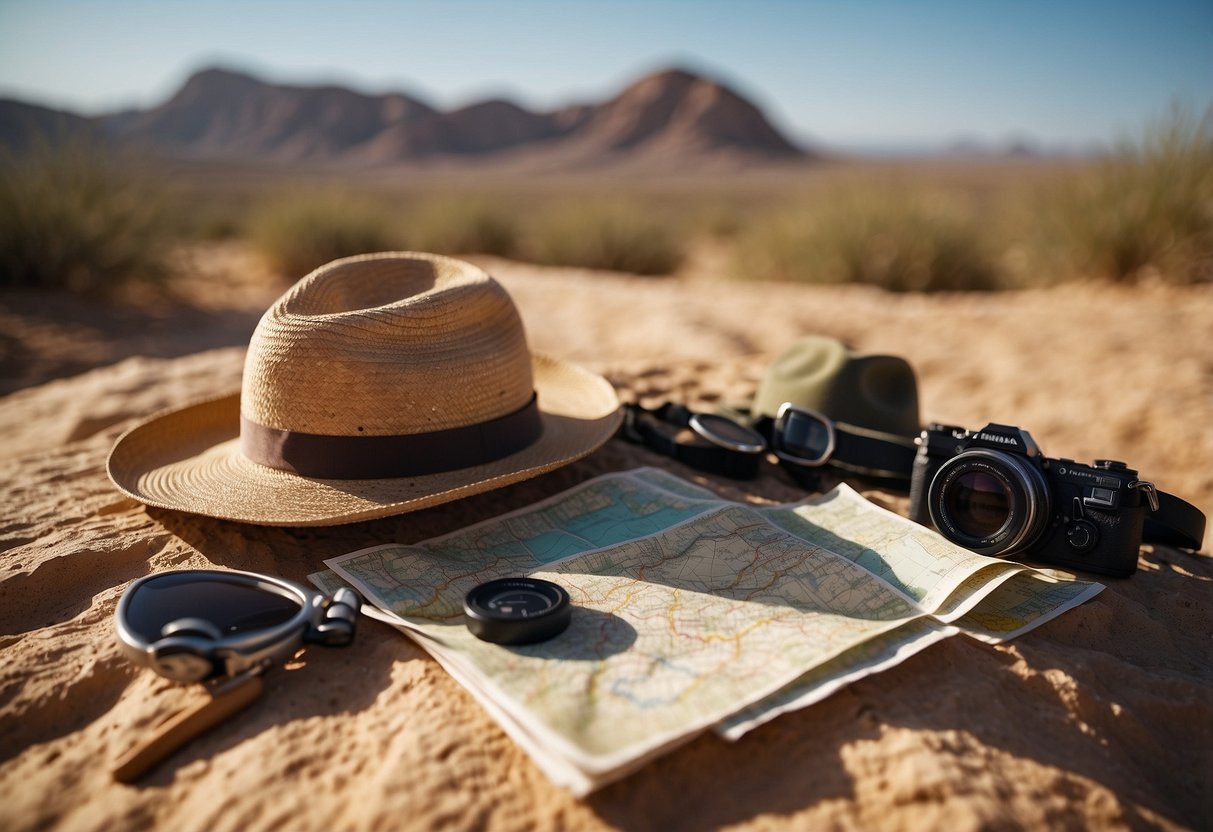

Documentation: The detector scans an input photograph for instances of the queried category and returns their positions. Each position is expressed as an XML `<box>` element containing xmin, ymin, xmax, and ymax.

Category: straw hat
<box><xmin>107</xmin><ymin>252</ymin><xmax>621</xmax><ymax>526</ymax></box>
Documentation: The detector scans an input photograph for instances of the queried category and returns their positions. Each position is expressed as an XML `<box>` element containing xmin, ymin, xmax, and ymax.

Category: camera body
<box><xmin>908</xmin><ymin>423</ymin><xmax>1151</xmax><ymax>577</ymax></box>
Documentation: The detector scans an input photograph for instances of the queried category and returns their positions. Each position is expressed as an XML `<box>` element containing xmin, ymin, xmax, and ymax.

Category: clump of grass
<box><xmin>0</xmin><ymin>135</ymin><xmax>173</xmax><ymax>293</ymax></box>
<box><xmin>521</xmin><ymin>199</ymin><xmax>685</xmax><ymax>275</ymax></box>
<box><xmin>732</xmin><ymin>188</ymin><xmax>1002</xmax><ymax>292</ymax></box>
<box><xmin>174</xmin><ymin>190</ymin><xmax>255</xmax><ymax>241</ymax></box>
<box><xmin>1025</xmin><ymin>105</ymin><xmax>1213</xmax><ymax>285</ymax></box>
<box><xmin>248</xmin><ymin>191</ymin><xmax>406</xmax><ymax>278</ymax></box>
<box><xmin>406</xmin><ymin>196</ymin><xmax>520</xmax><ymax>257</ymax></box>
<box><xmin>682</xmin><ymin>197</ymin><xmax>751</xmax><ymax>240</ymax></box>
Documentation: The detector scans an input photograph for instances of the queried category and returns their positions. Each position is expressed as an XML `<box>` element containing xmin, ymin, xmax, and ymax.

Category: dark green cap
<box><xmin>751</xmin><ymin>336</ymin><xmax>920</xmax><ymax>438</ymax></box>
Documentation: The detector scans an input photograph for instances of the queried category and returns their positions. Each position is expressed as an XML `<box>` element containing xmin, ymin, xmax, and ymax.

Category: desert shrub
<box><xmin>732</xmin><ymin>188</ymin><xmax>1002</xmax><ymax>291</ymax></box>
<box><xmin>248</xmin><ymin>191</ymin><xmax>405</xmax><ymax>278</ymax></box>
<box><xmin>680</xmin><ymin>197</ymin><xmax>751</xmax><ymax>240</ymax></box>
<box><xmin>176</xmin><ymin>191</ymin><xmax>254</xmax><ymax>241</ymax></box>
<box><xmin>1023</xmin><ymin>105</ymin><xmax>1213</xmax><ymax>284</ymax></box>
<box><xmin>406</xmin><ymin>196</ymin><xmax>519</xmax><ymax>257</ymax></box>
<box><xmin>521</xmin><ymin>199</ymin><xmax>685</xmax><ymax>275</ymax></box>
<box><xmin>0</xmin><ymin>136</ymin><xmax>173</xmax><ymax>292</ymax></box>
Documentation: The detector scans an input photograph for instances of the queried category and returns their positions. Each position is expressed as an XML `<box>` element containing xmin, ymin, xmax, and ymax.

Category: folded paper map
<box><xmin>311</xmin><ymin>467</ymin><xmax>1101</xmax><ymax>794</ymax></box>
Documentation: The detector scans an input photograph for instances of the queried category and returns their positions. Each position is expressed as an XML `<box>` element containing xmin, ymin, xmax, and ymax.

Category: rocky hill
<box><xmin>0</xmin><ymin>66</ymin><xmax>808</xmax><ymax>169</ymax></box>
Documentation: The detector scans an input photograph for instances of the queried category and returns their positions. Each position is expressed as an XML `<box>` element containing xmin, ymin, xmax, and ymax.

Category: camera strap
<box><xmin>620</xmin><ymin>402</ymin><xmax>917</xmax><ymax>487</ymax></box>
<box><xmin>762</xmin><ymin>416</ymin><xmax>915</xmax><ymax>477</ymax></box>
<box><xmin>749</xmin><ymin>414</ymin><xmax>916</xmax><ymax>492</ymax></box>
<box><xmin>620</xmin><ymin>403</ymin><xmax>764</xmax><ymax>480</ymax></box>
<box><xmin>1143</xmin><ymin>488</ymin><xmax>1206</xmax><ymax>551</ymax></box>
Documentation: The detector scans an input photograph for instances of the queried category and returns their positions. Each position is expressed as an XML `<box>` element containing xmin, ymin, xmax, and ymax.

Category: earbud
<box><xmin>150</xmin><ymin>618</ymin><xmax>224</xmax><ymax>682</ymax></box>
<box><xmin>309</xmin><ymin>587</ymin><xmax>362</xmax><ymax>647</ymax></box>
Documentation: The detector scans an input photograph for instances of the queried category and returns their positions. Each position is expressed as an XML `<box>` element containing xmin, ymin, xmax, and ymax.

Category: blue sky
<box><xmin>0</xmin><ymin>0</ymin><xmax>1210</xmax><ymax>152</ymax></box>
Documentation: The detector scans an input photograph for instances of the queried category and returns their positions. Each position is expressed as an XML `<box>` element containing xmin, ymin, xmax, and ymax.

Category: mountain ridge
<box><xmin>0</xmin><ymin>65</ymin><xmax>809</xmax><ymax>170</ymax></box>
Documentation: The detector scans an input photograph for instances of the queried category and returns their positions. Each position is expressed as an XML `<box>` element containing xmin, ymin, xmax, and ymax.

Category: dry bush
<box><xmin>732</xmin><ymin>187</ymin><xmax>1003</xmax><ymax>291</ymax></box>
<box><xmin>248</xmin><ymin>191</ymin><xmax>405</xmax><ymax>279</ymax></box>
<box><xmin>1019</xmin><ymin>106</ymin><xmax>1213</xmax><ymax>285</ymax></box>
<box><xmin>521</xmin><ymin>199</ymin><xmax>685</xmax><ymax>275</ymax></box>
<box><xmin>405</xmin><ymin>195</ymin><xmax>520</xmax><ymax>258</ymax></box>
<box><xmin>0</xmin><ymin>135</ymin><xmax>173</xmax><ymax>293</ymax></box>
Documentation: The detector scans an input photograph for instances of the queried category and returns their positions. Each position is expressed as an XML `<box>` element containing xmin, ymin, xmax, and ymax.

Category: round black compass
<box><xmin>463</xmin><ymin>577</ymin><xmax>572</xmax><ymax>645</ymax></box>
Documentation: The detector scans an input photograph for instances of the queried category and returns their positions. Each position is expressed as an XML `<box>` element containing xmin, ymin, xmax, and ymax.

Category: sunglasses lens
<box><xmin>688</xmin><ymin>413</ymin><xmax>767</xmax><ymax>454</ymax></box>
<box><xmin>124</xmin><ymin>573</ymin><xmax>302</xmax><ymax>641</ymax></box>
<box><xmin>779</xmin><ymin>411</ymin><xmax>832</xmax><ymax>462</ymax></box>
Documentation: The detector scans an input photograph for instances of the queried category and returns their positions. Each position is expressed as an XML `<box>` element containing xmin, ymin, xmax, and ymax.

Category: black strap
<box><xmin>1144</xmin><ymin>489</ymin><xmax>1205</xmax><ymax>551</ymax></box>
<box><xmin>823</xmin><ymin>422</ymin><xmax>917</xmax><ymax>481</ymax></box>
<box><xmin>751</xmin><ymin>416</ymin><xmax>917</xmax><ymax>489</ymax></box>
<box><xmin>620</xmin><ymin>403</ymin><xmax>763</xmax><ymax>480</ymax></box>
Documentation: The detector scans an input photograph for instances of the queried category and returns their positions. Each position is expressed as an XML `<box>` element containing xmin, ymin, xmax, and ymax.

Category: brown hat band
<box><xmin>240</xmin><ymin>394</ymin><xmax>543</xmax><ymax>479</ymax></box>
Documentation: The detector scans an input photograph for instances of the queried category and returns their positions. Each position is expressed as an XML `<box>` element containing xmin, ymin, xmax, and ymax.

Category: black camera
<box><xmin>908</xmin><ymin>423</ymin><xmax>1163</xmax><ymax>577</ymax></box>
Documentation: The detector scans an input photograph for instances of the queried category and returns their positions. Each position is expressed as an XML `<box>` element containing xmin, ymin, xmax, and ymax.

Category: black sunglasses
<box><xmin>771</xmin><ymin>402</ymin><xmax>917</xmax><ymax>482</ymax></box>
<box><xmin>771</xmin><ymin>403</ymin><xmax>837</xmax><ymax>467</ymax></box>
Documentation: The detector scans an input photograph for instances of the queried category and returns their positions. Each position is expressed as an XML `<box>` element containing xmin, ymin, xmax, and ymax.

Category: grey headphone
<box><xmin>115</xmin><ymin>569</ymin><xmax>361</xmax><ymax>683</ymax></box>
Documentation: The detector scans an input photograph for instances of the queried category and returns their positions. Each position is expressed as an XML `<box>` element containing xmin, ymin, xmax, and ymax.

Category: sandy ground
<box><xmin>1</xmin><ymin>243</ymin><xmax>1210</xmax><ymax>830</ymax></box>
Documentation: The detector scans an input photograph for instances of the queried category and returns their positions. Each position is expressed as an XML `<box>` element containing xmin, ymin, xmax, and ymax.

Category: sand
<box><xmin>1</xmin><ymin>244</ymin><xmax>1210</xmax><ymax>830</ymax></box>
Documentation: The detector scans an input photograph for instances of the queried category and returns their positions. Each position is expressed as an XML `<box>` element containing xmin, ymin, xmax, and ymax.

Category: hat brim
<box><xmin>107</xmin><ymin>354</ymin><xmax>621</xmax><ymax>526</ymax></box>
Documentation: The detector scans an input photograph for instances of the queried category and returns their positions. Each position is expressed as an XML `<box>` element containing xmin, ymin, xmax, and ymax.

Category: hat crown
<box><xmin>753</xmin><ymin>336</ymin><xmax>920</xmax><ymax>437</ymax></box>
<box><xmin>241</xmin><ymin>253</ymin><xmax>534</xmax><ymax>436</ymax></box>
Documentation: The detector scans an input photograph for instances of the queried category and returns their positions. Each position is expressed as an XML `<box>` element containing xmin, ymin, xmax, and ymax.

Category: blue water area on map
<box><xmin>524</xmin><ymin>530</ymin><xmax>603</xmax><ymax>563</ymax></box>
<box><xmin>521</xmin><ymin>501</ymin><xmax>714</xmax><ymax>564</ymax></box>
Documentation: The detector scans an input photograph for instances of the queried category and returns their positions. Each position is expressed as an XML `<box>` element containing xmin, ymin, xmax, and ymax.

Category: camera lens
<box><xmin>928</xmin><ymin>450</ymin><xmax>1050</xmax><ymax>556</ymax></box>
<box><xmin>944</xmin><ymin>471</ymin><xmax>1010</xmax><ymax>537</ymax></box>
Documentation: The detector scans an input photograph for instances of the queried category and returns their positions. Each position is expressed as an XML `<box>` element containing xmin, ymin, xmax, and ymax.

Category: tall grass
<box><xmin>1021</xmin><ymin>105</ymin><xmax>1213</xmax><ymax>285</ymax></box>
<box><xmin>731</xmin><ymin>187</ymin><xmax>1003</xmax><ymax>291</ymax></box>
<box><xmin>522</xmin><ymin>199</ymin><xmax>685</xmax><ymax>275</ymax></box>
<box><xmin>406</xmin><ymin>196</ymin><xmax>520</xmax><ymax>257</ymax></box>
<box><xmin>0</xmin><ymin>136</ymin><xmax>172</xmax><ymax>293</ymax></box>
<box><xmin>247</xmin><ymin>191</ymin><xmax>406</xmax><ymax>279</ymax></box>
